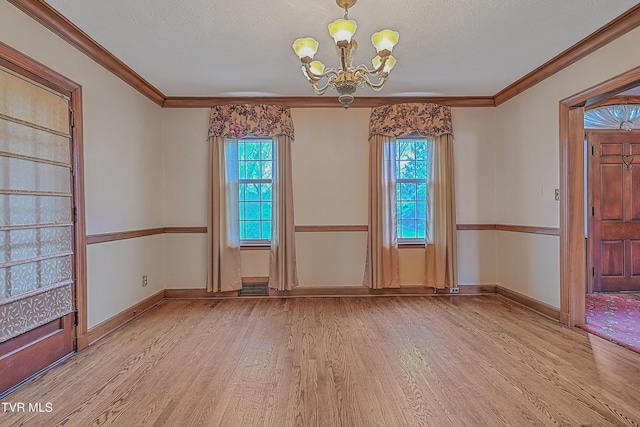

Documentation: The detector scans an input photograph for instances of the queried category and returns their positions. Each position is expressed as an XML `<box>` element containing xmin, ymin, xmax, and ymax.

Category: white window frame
<box><xmin>396</xmin><ymin>138</ymin><xmax>431</xmax><ymax>244</ymax></box>
<box><xmin>237</xmin><ymin>137</ymin><xmax>274</xmax><ymax>245</ymax></box>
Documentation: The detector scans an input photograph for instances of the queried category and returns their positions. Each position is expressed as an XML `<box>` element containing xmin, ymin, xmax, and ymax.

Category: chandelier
<box><xmin>292</xmin><ymin>0</ymin><xmax>399</xmax><ymax>108</ymax></box>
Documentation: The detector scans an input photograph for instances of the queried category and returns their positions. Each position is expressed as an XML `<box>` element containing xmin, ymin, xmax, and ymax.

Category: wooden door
<box><xmin>0</xmin><ymin>65</ymin><xmax>76</xmax><ymax>395</ymax></box>
<box><xmin>589</xmin><ymin>132</ymin><xmax>640</xmax><ymax>292</ymax></box>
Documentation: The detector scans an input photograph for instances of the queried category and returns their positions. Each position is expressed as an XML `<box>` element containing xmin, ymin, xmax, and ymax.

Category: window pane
<box><xmin>262</xmin><ymin>221</ymin><xmax>272</xmax><ymax>240</ymax></box>
<box><xmin>400</xmin><ymin>201</ymin><xmax>416</xmax><ymax>219</ymax></box>
<box><xmin>261</xmin><ymin>142</ymin><xmax>272</xmax><ymax>160</ymax></box>
<box><xmin>239</xmin><ymin>184</ymin><xmax>246</xmax><ymax>201</ymax></box>
<box><xmin>262</xmin><ymin>202</ymin><xmax>272</xmax><ymax>220</ymax></box>
<box><xmin>245</xmin><ymin>183</ymin><xmax>259</xmax><ymax>201</ymax></box>
<box><xmin>416</xmin><ymin>161</ymin><xmax>427</xmax><ymax>179</ymax></box>
<box><xmin>245</xmin><ymin>221</ymin><xmax>261</xmax><ymax>239</ymax></box>
<box><xmin>398</xmin><ymin>160</ymin><xmax>415</xmax><ymax>179</ymax></box>
<box><xmin>417</xmin><ymin>182</ymin><xmax>426</xmax><ymax>201</ymax></box>
<box><xmin>245</xmin><ymin>142</ymin><xmax>260</xmax><ymax>160</ymax></box>
<box><xmin>417</xmin><ymin>200</ymin><xmax>427</xmax><ymax>219</ymax></box>
<box><xmin>397</xmin><ymin>141</ymin><xmax>413</xmax><ymax>161</ymax></box>
<box><xmin>417</xmin><ymin>221</ymin><xmax>426</xmax><ymax>239</ymax></box>
<box><xmin>245</xmin><ymin>202</ymin><xmax>260</xmax><ymax>220</ymax></box>
<box><xmin>262</xmin><ymin>161</ymin><xmax>272</xmax><ymax>179</ymax></box>
<box><xmin>245</xmin><ymin>161</ymin><xmax>260</xmax><ymax>179</ymax></box>
<box><xmin>238</xmin><ymin>142</ymin><xmax>245</xmax><ymax>160</ymax></box>
<box><xmin>401</xmin><ymin>220</ymin><xmax>416</xmax><ymax>239</ymax></box>
<box><xmin>240</xmin><ymin>222</ymin><xmax>246</xmax><ymax>240</ymax></box>
<box><xmin>415</xmin><ymin>141</ymin><xmax>426</xmax><ymax>160</ymax></box>
<box><xmin>400</xmin><ymin>183</ymin><xmax>416</xmax><ymax>201</ymax></box>
<box><xmin>239</xmin><ymin>161</ymin><xmax>246</xmax><ymax>179</ymax></box>
<box><xmin>261</xmin><ymin>183</ymin><xmax>272</xmax><ymax>201</ymax></box>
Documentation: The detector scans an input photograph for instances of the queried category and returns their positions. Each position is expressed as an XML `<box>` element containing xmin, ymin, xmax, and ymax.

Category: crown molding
<box><xmin>7</xmin><ymin>0</ymin><xmax>165</xmax><ymax>106</ymax></box>
<box><xmin>162</xmin><ymin>96</ymin><xmax>495</xmax><ymax>108</ymax></box>
<box><xmin>493</xmin><ymin>4</ymin><xmax>640</xmax><ymax>106</ymax></box>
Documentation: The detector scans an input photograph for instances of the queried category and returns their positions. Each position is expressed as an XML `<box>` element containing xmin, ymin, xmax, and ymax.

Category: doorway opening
<box><xmin>579</xmin><ymin>98</ymin><xmax>640</xmax><ymax>352</ymax></box>
<box><xmin>560</xmin><ymin>64</ymin><xmax>640</xmax><ymax>328</ymax></box>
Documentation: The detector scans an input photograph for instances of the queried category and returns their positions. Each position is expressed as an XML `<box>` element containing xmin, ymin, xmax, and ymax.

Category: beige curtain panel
<box><xmin>269</xmin><ymin>135</ymin><xmax>299</xmax><ymax>291</ymax></box>
<box><xmin>366</xmin><ymin>103</ymin><xmax>457</xmax><ymax>289</ymax></box>
<box><xmin>207</xmin><ymin>105</ymin><xmax>298</xmax><ymax>292</ymax></box>
<box><xmin>363</xmin><ymin>136</ymin><xmax>400</xmax><ymax>289</ymax></box>
<box><xmin>207</xmin><ymin>137</ymin><xmax>242</xmax><ymax>292</ymax></box>
<box><xmin>424</xmin><ymin>135</ymin><xmax>457</xmax><ymax>289</ymax></box>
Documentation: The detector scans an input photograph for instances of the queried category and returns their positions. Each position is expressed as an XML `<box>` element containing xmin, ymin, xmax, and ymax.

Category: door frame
<box><xmin>0</xmin><ymin>41</ymin><xmax>88</xmax><ymax>349</ymax></box>
<box><xmin>560</xmin><ymin>64</ymin><xmax>640</xmax><ymax>326</ymax></box>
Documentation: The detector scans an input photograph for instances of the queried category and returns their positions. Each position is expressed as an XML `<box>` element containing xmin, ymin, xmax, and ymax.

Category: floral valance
<box><xmin>208</xmin><ymin>104</ymin><xmax>294</xmax><ymax>139</ymax></box>
<box><xmin>369</xmin><ymin>103</ymin><xmax>453</xmax><ymax>139</ymax></box>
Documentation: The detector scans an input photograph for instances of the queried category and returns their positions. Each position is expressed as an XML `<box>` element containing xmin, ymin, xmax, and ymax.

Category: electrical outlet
<box><xmin>142</xmin><ymin>275</ymin><xmax>148</xmax><ymax>287</ymax></box>
<box><xmin>449</xmin><ymin>287</ymin><xmax>460</xmax><ymax>294</ymax></box>
<box><xmin>555</xmin><ymin>188</ymin><xmax>560</xmax><ymax>201</ymax></box>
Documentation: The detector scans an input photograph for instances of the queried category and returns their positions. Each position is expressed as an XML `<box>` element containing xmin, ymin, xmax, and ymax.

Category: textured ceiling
<box><xmin>44</xmin><ymin>0</ymin><xmax>640</xmax><ymax>97</ymax></box>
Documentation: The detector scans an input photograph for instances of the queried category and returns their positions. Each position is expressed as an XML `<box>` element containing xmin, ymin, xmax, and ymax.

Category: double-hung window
<box><xmin>396</xmin><ymin>138</ymin><xmax>433</xmax><ymax>243</ymax></box>
<box><xmin>237</xmin><ymin>138</ymin><xmax>273</xmax><ymax>243</ymax></box>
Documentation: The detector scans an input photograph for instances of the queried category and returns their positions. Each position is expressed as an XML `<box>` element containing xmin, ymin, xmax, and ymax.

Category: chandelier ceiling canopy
<box><xmin>292</xmin><ymin>0</ymin><xmax>399</xmax><ymax>108</ymax></box>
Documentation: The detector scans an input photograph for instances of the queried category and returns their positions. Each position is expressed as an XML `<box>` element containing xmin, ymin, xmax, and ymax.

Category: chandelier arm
<box><xmin>354</xmin><ymin>65</ymin><xmax>379</xmax><ymax>75</ymax></box>
<box><xmin>312</xmin><ymin>79</ymin><xmax>332</xmax><ymax>95</ymax></box>
<box><xmin>302</xmin><ymin>62</ymin><xmax>340</xmax><ymax>82</ymax></box>
<box><xmin>361</xmin><ymin>73</ymin><xmax>387</xmax><ymax>91</ymax></box>
<box><xmin>355</xmin><ymin>56</ymin><xmax>388</xmax><ymax>75</ymax></box>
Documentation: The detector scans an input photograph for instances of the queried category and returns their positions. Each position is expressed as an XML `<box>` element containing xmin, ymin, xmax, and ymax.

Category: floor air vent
<box><xmin>239</xmin><ymin>282</ymin><xmax>269</xmax><ymax>296</ymax></box>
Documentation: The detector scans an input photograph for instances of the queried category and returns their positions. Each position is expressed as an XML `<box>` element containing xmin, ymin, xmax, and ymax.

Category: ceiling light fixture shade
<box><xmin>371</xmin><ymin>30</ymin><xmax>399</xmax><ymax>53</ymax></box>
<box><xmin>328</xmin><ymin>19</ymin><xmax>357</xmax><ymax>44</ymax></box>
<box><xmin>372</xmin><ymin>55</ymin><xmax>396</xmax><ymax>74</ymax></box>
<box><xmin>292</xmin><ymin>38</ymin><xmax>319</xmax><ymax>60</ymax></box>
<box><xmin>292</xmin><ymin>0</ymin><xmax>399</xmax><ymax>108</ymax></box>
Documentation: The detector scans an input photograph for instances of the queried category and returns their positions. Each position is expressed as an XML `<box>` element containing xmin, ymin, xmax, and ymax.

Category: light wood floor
<box><xmin>3</xmin><ymin>295</ymin><xmax>640</xmax><ymax>426</ymax></box>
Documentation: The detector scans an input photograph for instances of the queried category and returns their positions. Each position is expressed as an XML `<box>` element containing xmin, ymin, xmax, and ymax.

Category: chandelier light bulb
<box><xmin>292</xmin><ymin>38</ymin><xmax>319</xmax><ymax>60</ymax></box>
<box><xmin>328</xmin><ymin>19</ymin><xmax>357</xmax><ymax>44</ymax></box>
<box><xmin>371</xmin><ymin>29</ymin><xmax>399</xmax><ymax>53</ymax></box>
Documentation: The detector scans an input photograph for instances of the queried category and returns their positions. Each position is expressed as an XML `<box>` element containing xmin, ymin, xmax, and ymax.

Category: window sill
<box><xmin>240</xmin><ymin>244</ymin><xmax>271</xmax><ymax>251</ymax></box>
<box><xmin>398</xmin><ymin>243</ymin><xmax>426</xmax><ymax>249</ymax></box>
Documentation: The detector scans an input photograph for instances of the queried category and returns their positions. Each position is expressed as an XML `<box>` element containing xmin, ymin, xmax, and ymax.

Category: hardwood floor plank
<box><xmin>2</xmin><ymin>295</ymin><xmax>640</xmax><ymax>426</ymax></box>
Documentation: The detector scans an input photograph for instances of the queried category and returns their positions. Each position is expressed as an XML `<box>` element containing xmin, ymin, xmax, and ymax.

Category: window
<box><xmin>238</xmin><ymin>138</ymin><xmax>273</xmax><ymax>242</ymax></box>
<box><xmin>396</xmin><ymin>138</ymin><xmax>433</xmax><ymax>242</ymax></box>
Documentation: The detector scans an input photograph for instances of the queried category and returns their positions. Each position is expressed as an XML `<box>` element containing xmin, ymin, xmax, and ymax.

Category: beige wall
<box><xmin>11</xmin><ymin>0</ymin><xmax>639</xmax><ymax>315</ymax></box>
<box><xmin>494</xmin><ymin>26</ymin><xmax>640</xmax><ymax>308</ymax></box>
<box><xmin>0</xmin><ymin>2</ymin><xmax>166</xmax><ymax>328</ymax></box>
<box><xmin>162</xmin><ymin>107</ymin><xmax>497</xmax><ymax>288</ymax></box>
